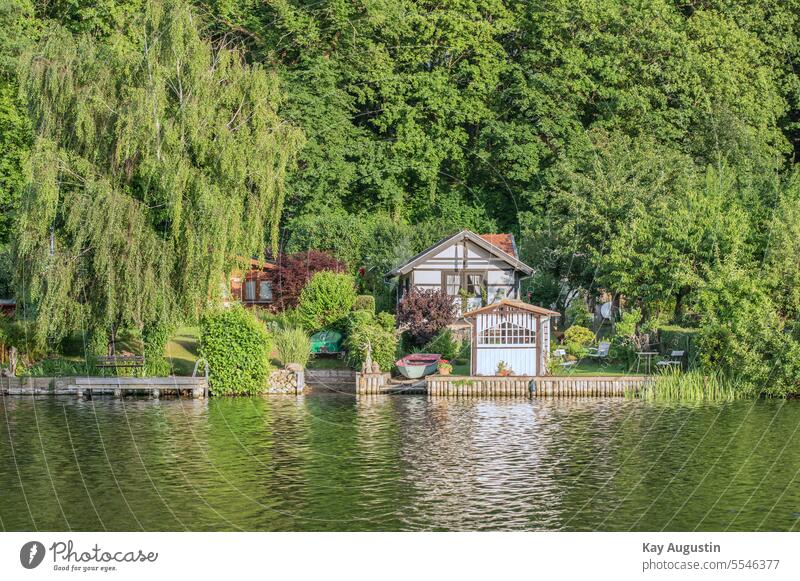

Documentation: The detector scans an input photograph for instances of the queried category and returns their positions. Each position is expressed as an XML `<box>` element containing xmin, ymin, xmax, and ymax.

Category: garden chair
<box><xmin>586</xmin><ymin>341</ymin><xmax>610</xmax><ymax>360</ymax></box>
<box><xmin>553</xmin><ymin>348</ymin><xmax>577</xmax><ymax>370</ymax></box>
<box><xmin>656</xmin><ymin>350</ymin><xmax>685</xmax><ymax>370</ymax></box>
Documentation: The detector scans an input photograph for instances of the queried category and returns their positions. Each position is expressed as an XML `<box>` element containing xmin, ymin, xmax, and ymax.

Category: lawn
<box><xmin>166</xmin><ymin>326</ymin><xmax>200</xmax><ymax>376</ymax></box>
<box><xmin>552</xmin><ymin>359</ymin><xmax>641</xmax><ymax>376</ymax></box>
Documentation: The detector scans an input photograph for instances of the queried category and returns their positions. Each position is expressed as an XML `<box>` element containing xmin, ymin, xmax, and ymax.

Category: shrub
<box><xmin>345</xmin><ymin>310</ymin><xmax>398</xmax><ymax>372</ymax></box>
<box><xmin>200</xmin><ymin>305</ymin><xmax>272</xmax><ymax>395</ymax></box>
<box><xmin>22</xmin><ymin>357</ymin><xmax>87</xmax><ymax>377</ymax></box>
<box><xmin>353</xmin><ymin>294</ymin><xmax>376</xmax><ymax>314</ymax></box>
<box><xmin>611</xmin><ymin>308</ymin><xmax>643</xmax><ymax>365</ymax></box>
<box><xmin>274</xmin><ymin>326</ymin><xmax>311</xmax><ymax>367</ymax></box>
<box><xmin>269</xmin><ymin>251</ymin><xmax>346</xmax><ymax>309</ymax></box>
<box><xmin>563</xmin><ymin>325</ymin><xmax>594</xmax><ymax>358</ymax></box>
<box><xmin>565</xmin><ymin>299</ymin><xmax>593</xmax><ymax>327</ymax></box>
<box><xmin>423</xmin><ymin>328</ymin><xmax>462</xmax><ymax>361</ymax></box>
<box><xmin>143</xmin><ymin>322</ymin><xmax>173</xmax><ymax>376</ymax></box>
<box><xmin>297</xmin><ymin>271</ymin><xmax>357</xmax><ymax>332</ymax></box>
<box><xmin>396</xmin><ymin>288</ymin><xmax>457</xmax><ymax>346</ymax></box>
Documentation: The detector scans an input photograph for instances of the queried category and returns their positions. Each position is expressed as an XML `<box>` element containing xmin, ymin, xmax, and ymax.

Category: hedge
<box><xmin>658</xmin><ymin>325</ymin><xmax>699</xmax><ymax>364</ymax></box>
<box><xmin>200</xmin><ymin>305</ymin><xmax>272</xmax><ymax>395</ymax></box>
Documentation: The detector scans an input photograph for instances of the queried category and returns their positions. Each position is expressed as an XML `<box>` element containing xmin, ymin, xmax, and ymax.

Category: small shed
<box><xmin>464</xmin><ymin>299</ymin><xmax>560</xmax><ymax>376</ymax></box>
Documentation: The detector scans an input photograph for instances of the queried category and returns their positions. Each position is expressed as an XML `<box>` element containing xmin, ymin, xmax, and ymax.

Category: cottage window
<box><xmin>467</xmin><ymin>274</ymin><xmax>483</xmax><ymax>297</ymax></box>
<box><xmin>445</xmin><ymin>273</ymin><xmax>460</xmax><ymax>296</ymax></box>
<box><xmin>259</xmin><ymin>280</ymin><xmax>273</xmax><ymax>301</ymax></box>
<box><xmin>478</xmin><ymin>320</ymin><xmax>535</xmax><ymax>345</ymax></box>
<box><xmin>244</xmin><ymin>280</ymin><xmax>256</xmax><ymax>301</ymax></box>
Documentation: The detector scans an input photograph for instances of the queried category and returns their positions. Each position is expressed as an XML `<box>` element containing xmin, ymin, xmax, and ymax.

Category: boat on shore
<box><xmin>395</xmin><ymin>353</ymin><xmax>441</xmax><ymax>379</ymax></box>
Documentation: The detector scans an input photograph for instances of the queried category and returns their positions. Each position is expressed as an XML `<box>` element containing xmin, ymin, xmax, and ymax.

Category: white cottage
<box><xmin>385</xmin><ymin>230</ymin><xmax>533</xmax><ymax>313</ymax></box>
<box><xmin>464</xmin><ymin>299</ymin><xmax>560</xmax><ymax>376</ymax></box>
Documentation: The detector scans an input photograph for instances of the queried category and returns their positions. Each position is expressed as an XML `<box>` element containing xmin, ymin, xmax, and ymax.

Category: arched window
<box><xmin>478</xmin><ymin>320</ymin><xmax>535</xmax><ymax>345</ymax></box>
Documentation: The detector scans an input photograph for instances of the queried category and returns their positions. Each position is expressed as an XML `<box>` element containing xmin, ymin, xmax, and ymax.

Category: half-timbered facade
<box><xmin>385</xmin><ymin>230</ymin><xmax>533</xmax><ymax>314</ymax></box>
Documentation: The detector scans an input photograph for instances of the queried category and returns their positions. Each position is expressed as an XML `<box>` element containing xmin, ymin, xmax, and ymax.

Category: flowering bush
<box><xmin>438</xmin><ymin>359</ymin><xmax>453</xmax><ymax>374</ymax></box>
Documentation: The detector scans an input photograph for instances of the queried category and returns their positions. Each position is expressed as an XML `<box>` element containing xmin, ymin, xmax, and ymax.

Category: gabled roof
<box><xmin>463</xmin><ymin>299</ymin><xmax>560</xmax><ymax>318</ymax></box>
<box><xmin>385</xmin><ymin>230</ymin><xmax>533</xmax><ymax>278</ymax></box>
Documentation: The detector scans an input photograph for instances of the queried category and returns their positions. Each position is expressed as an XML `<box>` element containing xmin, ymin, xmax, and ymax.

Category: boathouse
<box><xmin>464</xmin><ymin>299</ymin><xmax>559</xmax><ymax>376</ymax></box>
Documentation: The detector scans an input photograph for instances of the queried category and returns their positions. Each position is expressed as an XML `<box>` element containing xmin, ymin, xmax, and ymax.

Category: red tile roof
<box><xmin>479</xmin><ymin>233</ymin><xmax>517</xmax><ymax>257</ymax></box>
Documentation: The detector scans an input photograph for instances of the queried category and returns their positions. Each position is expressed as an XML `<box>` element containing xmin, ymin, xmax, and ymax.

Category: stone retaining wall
<box><xmin>266</xmin><ymin>367</ymin><xmax>305</xmax><ymax>394</ymax></box>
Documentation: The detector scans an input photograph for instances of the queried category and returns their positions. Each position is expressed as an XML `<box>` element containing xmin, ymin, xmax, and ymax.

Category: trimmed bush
<box><xmin>396</xmin><ymin>288</ymin><xmax>457</xmax><ymax>346</ymax></box>
<box><xmin>200</xmin><ymin>305</ymin><xmax>272</xmax><ymax>395</ymax></box>
<box><xmin>274</xmin><ymin>326</ymin><xmax>311</xmax><ymax>367</ymax></box>
<box><xmin>423</xmin><ymin>328</ymin><xmax>463</xmax><ymax>361</ymax></box>
<box><xmin>269</xmin><ymin>251</ymin><xmax>346</xmax><ymax>309</ymax></box>
<box><xmin>297</xmin><ymin>271</ymin><xmax>357</xmax><ymax>332</ymax></box>
<box><xmin>563</xmin><ymin>325</ymin><xmax>594</xmax><ymax>358</ymax></box>
<box><xmin>345</xmin><ymin>310</ymin><xmax>398</xmax><ymax>372</ymax></box>
<box><xmin>143</xmin><ymin>322</ymin><xmax>173</xmax><ymax>376</ymax></box>
<box><xmin>353</xmin><ymin>294</ymin><xmax>376</xmax><ymax>314</ymax></box>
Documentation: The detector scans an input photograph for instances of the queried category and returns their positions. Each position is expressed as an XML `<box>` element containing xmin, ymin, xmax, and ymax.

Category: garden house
<box><xmin>464</xmin><ymin>299</ymin><xmax>559</xmax><ymax>376</ymax></box>
<box><xmin>385</xmin><ymin>230</ymin><xmax>534</xmax><ymax>315</ymax></box>
<box><xmin>226</xmin><ymin>258</ymin><xmax>276</xmax><ymax>308</ymax></box>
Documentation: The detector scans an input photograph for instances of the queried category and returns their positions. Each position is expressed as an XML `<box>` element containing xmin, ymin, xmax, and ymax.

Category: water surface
<box><xmin>1</xmin><ymin>394</ymin><xmax>799</xmax><ymax>531</ymax></box>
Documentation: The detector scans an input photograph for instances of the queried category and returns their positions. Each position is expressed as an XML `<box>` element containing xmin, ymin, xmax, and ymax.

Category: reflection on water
<box><xmin>1</xmin><ymin>394</ymin><xmax>799</xmax><ymax>531</ymax></box>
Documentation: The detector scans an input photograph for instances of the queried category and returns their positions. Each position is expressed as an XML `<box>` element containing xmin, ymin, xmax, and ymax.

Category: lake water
<box><xmin>1</xmin><ymin>394</ymin><xmax>799</xmax><ymax>531</ymax></box>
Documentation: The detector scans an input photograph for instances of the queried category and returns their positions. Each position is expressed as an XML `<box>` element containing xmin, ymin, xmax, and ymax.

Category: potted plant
<box><xmin>497</xmin><ymin>360</ymin><xmax>513</xmax><ymax>377</ymax></box>
<box><xmin>438</xmin><ymin>359</ymin><xmax>453</xmax><ymax>375</ymax></box>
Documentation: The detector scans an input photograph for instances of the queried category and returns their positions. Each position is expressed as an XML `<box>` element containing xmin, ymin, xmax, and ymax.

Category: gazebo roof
<box><xmin>463</xmin><ymin>299</ymin><xmax>560</xmax><ymax>319</ymax></box>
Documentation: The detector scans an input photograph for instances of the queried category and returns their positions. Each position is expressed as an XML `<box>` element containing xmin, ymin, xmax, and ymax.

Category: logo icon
<box><xmin>20</xmin><ymin>541</ymin><xmax>46</xmax><ymax>569</ymax></box>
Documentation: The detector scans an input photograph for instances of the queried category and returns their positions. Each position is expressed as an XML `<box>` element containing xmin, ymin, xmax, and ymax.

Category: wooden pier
<box><xmin>1</xmin><ymin>376</ymin><xmax>208</xmax><ymax>398</ymax></box>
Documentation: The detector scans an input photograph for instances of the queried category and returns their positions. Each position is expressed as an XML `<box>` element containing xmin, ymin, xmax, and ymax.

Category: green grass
<box><xmin>635</xmin><ymin>368</ymin><xmax>742</xmax><ymax>401</ymax></box>
<box><xmin>553</xmin><ymin>359</ymin><xmax>638</xmax><ymax>376</ymax></box>
<box><xmin>166</xmin><ymin>326</ymin><xmax>200</xmax><ymax>376</ymax></box>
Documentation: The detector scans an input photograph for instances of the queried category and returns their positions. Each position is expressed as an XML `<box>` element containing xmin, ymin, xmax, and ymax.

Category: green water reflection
<box><xmin>1</xmin><ymin>395</ymin><xmax>799</xmax><ymax>531</ymax></box>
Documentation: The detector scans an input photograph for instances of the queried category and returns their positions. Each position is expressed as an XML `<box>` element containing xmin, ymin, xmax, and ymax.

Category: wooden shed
<box><xmin>464</xmin><ymin>299</ymin><xmax>560</xmax><ymax>376</ymax></box>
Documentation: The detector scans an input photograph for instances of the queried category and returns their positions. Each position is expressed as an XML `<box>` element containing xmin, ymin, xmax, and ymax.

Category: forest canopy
<box><xmin>2</xmin><ymin>0</ymin><xmax>800</xmax><ymax>391</ymax></box>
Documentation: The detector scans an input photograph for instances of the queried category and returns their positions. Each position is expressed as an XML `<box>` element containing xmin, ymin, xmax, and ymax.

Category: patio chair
<box><xmin>586</xmin><ymin>341</ymin><xmax>610</xmax><ymax>360</ymax></box>
<box><xmin>656</xmin><ymin>350</ymin><xmax>685</xmax><ymax>370</ymax></box>
<box><xmin>553</xmin><ymin>348</ymin><xmax>577</xmax><ymax>369</ymax></box>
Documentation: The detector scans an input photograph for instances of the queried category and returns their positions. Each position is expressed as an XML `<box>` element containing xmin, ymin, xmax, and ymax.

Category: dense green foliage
<box><xmin>423</xmin><ymin>329</ymin><xmax>463</xmax><ymax>362</ymax></box>
<box><xmin>344</xmin><ymin>310</ymin><xmax>397</xmax><ymax>373</ymax></box>
<box><xmin>563</xmin><ymin>325</ymin><xmax>595</xmax><ymax>359</ymax></box>
<box><xmin>297</xmin><ymin>271</ymin><xmax>357</xmax><ymax>332</ymax></box>
<box><xmin>4</xmin><ymin>0</ymin><xmax>800</xmax><ymax>392</ymax></box>
<box><xmin>200</xmin><ymin>305</ymin><xmax>272</xmax><ymax>395</ymax></box>
<box><xmin>13</xmin><ymin>0</ymin><xmax>301</xmax><ymax>346</ymax></box>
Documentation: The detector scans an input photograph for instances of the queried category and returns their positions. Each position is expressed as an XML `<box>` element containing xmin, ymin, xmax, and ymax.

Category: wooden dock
<box><xmin>1</xmin><ymin>376</ymin><xmax>208</xmax><ymax>398</ymax></box>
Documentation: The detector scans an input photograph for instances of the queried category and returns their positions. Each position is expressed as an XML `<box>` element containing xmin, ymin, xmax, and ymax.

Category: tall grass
<box><xmin>633</xmin><ymin>368</ymin><xmax>743</xmax><ymax>401</ymax></box>
<box><xmin>273</xmin><ymin>326</ymin><xmax>311</xmax><ymax>367</ymax></box>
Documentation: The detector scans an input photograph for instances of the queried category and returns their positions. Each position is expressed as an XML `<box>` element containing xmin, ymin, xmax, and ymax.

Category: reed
<box><xmin>273</xmin><ymin>326</ymin><xmax>312</xmax><ymax>367</ymax></box>
<box><xmin>634</xmin><ymin>368</ymin><xmax>742</xmax><ymax>401</ymax></box>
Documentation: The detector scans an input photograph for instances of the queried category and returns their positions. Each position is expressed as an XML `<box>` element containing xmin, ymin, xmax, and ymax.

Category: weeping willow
<box><xmin>15</xmin><ymin>0</ymin><xmax>302</xmax><ymax>344</ymax></box>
